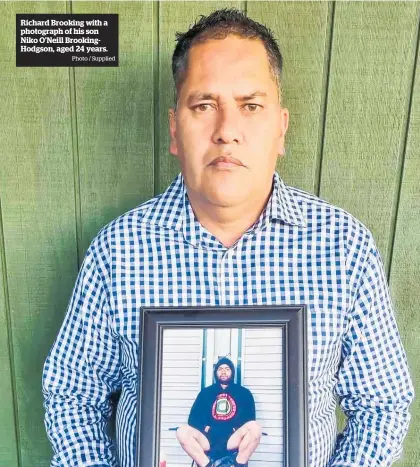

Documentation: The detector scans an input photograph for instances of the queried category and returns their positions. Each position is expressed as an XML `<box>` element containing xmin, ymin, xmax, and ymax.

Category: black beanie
<box><xmin>214</xmin><ymin>357</ymin><xmax>235</xmax><ymax>383</ymax></box>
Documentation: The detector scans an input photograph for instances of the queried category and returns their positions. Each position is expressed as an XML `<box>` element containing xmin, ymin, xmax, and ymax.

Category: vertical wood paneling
<box><xmin>320</xmin><ymin>2</ymin><xmax>419</xmax><ymax>263</ymax></box>
<box><xmin>242</xmin><ymin>328</ymin><xmax>283</xmax><ymax>467</ymax></box>
<box><xmin>158</xmin><ymin>1</ymin><xmax>243</xmax><ymax>193</ymax></box>
<box><xmin>247</xmin><ymin>1</ymin><xmax>331</xmax><ymax>193</ymax></box>
<box><xmin>73</xmin><ymin>1</ymin><xmax>155</xmax><ymax>254</ymax></box>
<box><xmin>0</xmin><ymin>2</ymin><xmax>419</xmax><ymax>466</ymax></box>
<box><xmin>160</xmin><ymin>329</ymin><xmax>203</xmax><ymax>466</ymax></box>
<box><xmin>0</xmin><ymin>204</ymin><xmax>18</xmax><ymax>467</ymax></box>
<box><xmin>389</xmin><ymin>32</ymin><xmax>420</xmax><ymax>466</ymax></box>
<box><xmin>0</xmin><ymin>2</ymin><xmax>78</xmax><ymax>466</ymax></box>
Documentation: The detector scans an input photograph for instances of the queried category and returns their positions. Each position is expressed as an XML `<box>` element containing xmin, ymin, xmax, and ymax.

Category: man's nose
<box><xmin>212</xmin><ymin>107</ymin><xmax>243</xmax><ymax>145</ymax></box>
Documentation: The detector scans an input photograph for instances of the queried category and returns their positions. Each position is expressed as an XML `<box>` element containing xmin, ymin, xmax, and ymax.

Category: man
<box><xmin>176</xmin><ymin>357</ymin><xmax>261</xmax><ymax>467</ymax></box>
<box><xmin>42</xmin><ymin>8</ymin><xmax>414</xmax><ymax>467</ymax></box>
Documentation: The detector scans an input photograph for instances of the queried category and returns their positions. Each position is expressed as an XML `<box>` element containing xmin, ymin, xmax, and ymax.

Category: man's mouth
<box><xmin>209</xmin><ymin>156</ymin><xmax>244</xmax><ymax>168</ymax></box>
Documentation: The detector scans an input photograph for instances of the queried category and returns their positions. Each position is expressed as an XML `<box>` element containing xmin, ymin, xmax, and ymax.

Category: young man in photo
<box><xmin>176</xmin><ymin>357</ymin><xmax>261</xmax><ymax>467</ymax></box>
<box><xmin>42</xmin><ymin>9</ymin><xmax>414</xmax><ymax>467</ymax></box>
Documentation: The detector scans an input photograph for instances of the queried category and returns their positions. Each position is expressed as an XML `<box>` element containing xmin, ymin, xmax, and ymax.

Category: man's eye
<box><xmin>244</xmin><ymin>104</ymin><xmax>261</xmax><ymax>112</ymax></box>
<box><xmin>194</xmin><ymin>103</ymin><xmax>213</xmax><ymax>112</ymax></box>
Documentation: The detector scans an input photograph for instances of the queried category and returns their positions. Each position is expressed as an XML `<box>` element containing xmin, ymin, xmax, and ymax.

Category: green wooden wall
<box><xmin>1</xmin><ymin>1</ymin><xmax>419</xmax><ymax>465</ymax></box>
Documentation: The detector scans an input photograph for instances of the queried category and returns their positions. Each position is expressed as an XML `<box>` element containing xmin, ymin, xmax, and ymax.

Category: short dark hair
<box><xmin>172</xmin><ymin>8</ymin><xmax>283</xmax><ymax>104</ymax></box>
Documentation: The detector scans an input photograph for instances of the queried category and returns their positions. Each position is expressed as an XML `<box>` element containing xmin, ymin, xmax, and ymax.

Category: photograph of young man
<box><xmin>176</xmin><ymin>357</ymin><xmax>261</xmax><ymax>467</ymax></box>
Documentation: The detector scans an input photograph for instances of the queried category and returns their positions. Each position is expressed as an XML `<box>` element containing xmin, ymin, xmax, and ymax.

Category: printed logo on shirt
<box><xmin>212</xmin><ymin>393</ymin><xmax>237</xmax><ymax>420</ymax></box>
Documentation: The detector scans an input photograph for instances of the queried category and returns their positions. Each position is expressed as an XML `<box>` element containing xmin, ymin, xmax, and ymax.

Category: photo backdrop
<box><xmin>159</xmin><ymin>327</ymin><xmax>284</xmax><ymax>466</ymax></box>
<box><xmin>1</xmin><ymin>1</ymin><xmax>419</xmax><ymax>466</ymax></box>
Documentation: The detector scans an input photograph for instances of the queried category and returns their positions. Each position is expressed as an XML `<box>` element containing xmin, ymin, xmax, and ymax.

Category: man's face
<box><xmin>216</xmin><ymin>364</ymin><xmax>232</xmax><ymax>383</ymax></box>
<box><xmin>169</xmin><ymin>35</ymin><xmax>289</xmax><ymax>210</ymax></box>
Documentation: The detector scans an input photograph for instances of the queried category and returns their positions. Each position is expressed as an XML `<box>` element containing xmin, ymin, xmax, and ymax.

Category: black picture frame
<box><xmin>135</xmin><ymin>305</ymin><xmax>308</xmax><ymax>467</ymax></box>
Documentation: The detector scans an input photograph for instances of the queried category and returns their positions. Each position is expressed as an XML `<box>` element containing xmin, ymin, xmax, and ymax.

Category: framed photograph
<box><xmin>135</xmin><ymin>305</ymin><xmax>307</xmax><ymax>467</ymax></box>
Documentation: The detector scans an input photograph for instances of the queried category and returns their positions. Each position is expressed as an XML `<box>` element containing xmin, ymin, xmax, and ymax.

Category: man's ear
<box><xmin>279</xmin><ymin>106</ymin><xmax>289</xmax><ymax>138</ymax></box>
<box><xmin>277</xmin><ymin>106</ymin><xmax>289</xmax><ymax>157</ymax></box>
<box><xmin>168</xmin><ymin>108</ymin><xmax>178</xmax><ymax>156</ymax></box>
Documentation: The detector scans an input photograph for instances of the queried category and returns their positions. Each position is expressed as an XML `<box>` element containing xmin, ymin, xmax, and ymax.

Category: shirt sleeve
<box><xmin>42</xmin><ymin>245</ymin><xmax>120</xmax><ymax>467</ymax></box>
<box><xmin>188</xmin><ymin>389</ymin><xmax>209</xmax><ymax>433</ymax></box>
<box><xmin>238</xmin><ymin>388</ymin><xmax>256</xmax><ymax>426</ymax></box>
<box><xmin>328</xmin><ymin>237</ymin><xmax>414</xmax><ymax>466</ymax></box>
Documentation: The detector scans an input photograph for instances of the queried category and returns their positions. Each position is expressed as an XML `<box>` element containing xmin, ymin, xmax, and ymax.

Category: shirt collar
<box><xmin>270</xmin><ymin>172</ymin><xmax>307</xmax><ymax>228</ymax></box>
<box><xmin>142</xmin><ymin>172</ymin><xmax>306</xmax><ymax>244</ymax></box>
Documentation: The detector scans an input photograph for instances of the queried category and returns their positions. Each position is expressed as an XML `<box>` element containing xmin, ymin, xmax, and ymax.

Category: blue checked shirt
<box><xmin>42</xmin><ymin>172</ymin><xmax>413</xmax><ymax>466</ymax></box>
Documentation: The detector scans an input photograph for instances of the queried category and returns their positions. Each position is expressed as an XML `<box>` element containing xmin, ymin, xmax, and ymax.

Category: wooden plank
<box><xmin>158</xmin><ymin>1</ymin><xmax>243</xmax><ymax>193</ymax></box>
<box><xmin>0</xmin><ymin>2</ymin><xmax>78</xmax><ymax>466</ymax></box>
<box><xmin>247</xmin><ymin>1</ymin><xmax>331</xmax><ymax>193</ymax></box>
<box><xmin>389</xmin><ymin>33</ymin><xmax>420</xmax><ymax>467</ymax></box>
<box><xmin>73</xmin><ymin>2</ymin><xmax>155</xmax><ymax>253</ymax></box>
<box><xmin>0</xmin><ymin>205</ymin><xmax>18</xmax><ymax>467</ymax></box>
<box><xmin>320</xmin><ymin>2</ymin><xmax>419</xmax><ymax>262</ymax></box>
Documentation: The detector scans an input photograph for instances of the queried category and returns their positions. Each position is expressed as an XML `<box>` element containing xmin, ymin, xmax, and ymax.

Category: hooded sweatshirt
<box><xmin>188</xmin><ymin>358</ymin><xmax>256</xmax><ymax>459</ymax></box>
